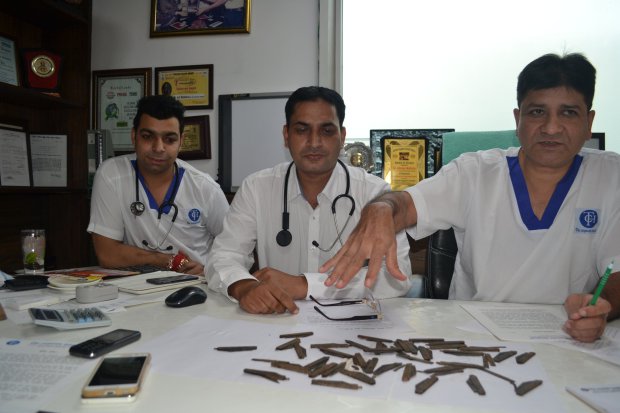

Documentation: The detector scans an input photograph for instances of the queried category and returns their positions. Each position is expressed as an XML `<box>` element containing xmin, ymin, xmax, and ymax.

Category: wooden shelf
<box><xmin>0</xmin><ymin>0</ymin><xmax>88</xmax><ymax>28</ymax></box>
<box><xmin>0</xmin><ymin>82</ymin><xmax>83</xmax><ymax>109</ymax></box>
<box><xmin>0</xmin><ymin>0</ymin><xmax>93</xmax><ymax>272</ymax></box>
<box><xmin>0</xmin><ymin>187</ymin><xmax>87</xmax><ymax>195</ymax></box>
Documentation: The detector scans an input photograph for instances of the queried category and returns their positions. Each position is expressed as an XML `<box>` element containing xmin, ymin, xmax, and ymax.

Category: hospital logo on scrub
<box><xmin>187</xmin><ymin>208</ymin><xmax>201</xmax><ymax>224</ymax></box>
<box><xmin>575</xmin><ymin>209</ymin><xmax>599</xmax><ymax>233</ymax></box>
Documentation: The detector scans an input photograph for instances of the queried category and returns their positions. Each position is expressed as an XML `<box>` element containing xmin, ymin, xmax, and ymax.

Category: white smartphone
<box><xmin>81</xmin><ymin>353</ymin><xmax>151</xmax><ymax>403</ymax></box>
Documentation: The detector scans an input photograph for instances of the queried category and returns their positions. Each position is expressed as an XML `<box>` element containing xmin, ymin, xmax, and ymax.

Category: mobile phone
<box><xmin>69</xmin><ymin>329</ymin><xmax>141</xmax><ymax>358</ymax></box>
<box><xmin>81</xmin><ymin>353</ymin><xmax>151</xmax><ymax>403</ymax></box>
<box><xmin>146</xmin><ymin>274</ymin><xmax>199</xmax><ymax>285</ymax></box>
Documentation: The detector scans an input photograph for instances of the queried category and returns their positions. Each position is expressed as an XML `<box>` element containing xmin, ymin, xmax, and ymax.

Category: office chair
<box><xmin>425</xmin><ymin>130</ymin><xmax>520</xmax><ymax>299</ymax></box>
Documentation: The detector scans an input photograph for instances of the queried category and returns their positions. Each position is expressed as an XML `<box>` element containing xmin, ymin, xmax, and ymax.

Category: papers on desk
<box><xmin>566</xmin><ymin>384</ymin><xmax>620</xmax><ymax>413</ymax></box>
<box><xmin>460</xmin><ymin>302</ymin><xmax>620</xmax><ymax>367</ymax></box>
<box><xmin>0</xmin><ymin>338</ymin><xmax>95</xmax><ymax>413</ymax></box>
<box><xmin>460</xmin><ymin>302</ymin><xmax>570</xmax><ymax>341</ymax></box>
<box><xmin>135</xmin><ymin>305</ymin><xmax>565</xmax><ymax>413</ymax></box>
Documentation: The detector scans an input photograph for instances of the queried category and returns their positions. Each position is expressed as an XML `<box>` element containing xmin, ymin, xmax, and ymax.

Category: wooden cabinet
<box><xmin>0</xmin><ymin>0</ymin><xmax>92</xmax><ymax>272</ymax></box>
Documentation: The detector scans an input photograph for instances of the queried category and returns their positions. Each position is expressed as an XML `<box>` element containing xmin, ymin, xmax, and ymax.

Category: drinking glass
<box><xmin>21</xmin><ymin>229</ymin><xmax>46</xmax><ymax>274</ymax></box>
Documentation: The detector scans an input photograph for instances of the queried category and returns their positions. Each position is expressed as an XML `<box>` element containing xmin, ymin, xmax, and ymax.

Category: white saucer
<box><xmin>47</xmin><ymin>285</ymin><xmax>79</xmax><ymax>294</ymax></box>
<box><xmin>47</xmin><ymin>274</ymin><xmax>102</xmax><ymax>288</ymax></box>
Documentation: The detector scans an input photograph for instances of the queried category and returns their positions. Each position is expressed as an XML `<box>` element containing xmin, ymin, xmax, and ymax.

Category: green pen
<box><xmin>589</xmin><ymin>260</ymin><xmax>614</xmax><ymax>306</ymax></box>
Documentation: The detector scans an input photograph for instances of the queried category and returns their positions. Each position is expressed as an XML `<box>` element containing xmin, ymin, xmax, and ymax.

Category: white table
<box><xmin>1</xmin><ymin>288</ymin><xmax>618</xmax><ymax>413</ymax></box>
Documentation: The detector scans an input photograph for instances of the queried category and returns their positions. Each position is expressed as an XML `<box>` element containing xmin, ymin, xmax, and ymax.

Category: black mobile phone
<box><xmin>69</xmin><ymin>329</ymin><xmax>141</xmax><ymax>358</ymax></box>
<box><xmin>145</xmin><ymin>274</ymin><xmax>199</xmax><ymax>285</ymax></box>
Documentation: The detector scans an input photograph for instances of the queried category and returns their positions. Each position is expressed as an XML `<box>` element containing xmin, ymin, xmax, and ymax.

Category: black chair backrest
<box><xmin>425</xmin><ymin>228</ymin><xmax>457</xmax><ymax>299</ymax></box>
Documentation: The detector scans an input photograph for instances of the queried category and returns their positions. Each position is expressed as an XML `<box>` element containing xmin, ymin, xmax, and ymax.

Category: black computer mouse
<box><xmin>165</xmin><ymin>286</ymin><xmax>207</xmax><ymax>308</ymax></box>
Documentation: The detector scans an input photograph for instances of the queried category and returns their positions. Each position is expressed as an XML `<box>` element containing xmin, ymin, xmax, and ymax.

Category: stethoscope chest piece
<box><xmin>130</xmin><ymin>201</ymin><xmax>146</xmax><ymax>216</ymax></box>
<box><xmin>277</xmin><ymin>159</ymin><xmax>354</xmax><ymax>250</ymax></box>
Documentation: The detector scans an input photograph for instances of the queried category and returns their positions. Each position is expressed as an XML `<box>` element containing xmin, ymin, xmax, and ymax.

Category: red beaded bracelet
<box><xmin>167</xmin><ymin>252</ymin><xmax>189</xmax><ymax>272</ymax></box>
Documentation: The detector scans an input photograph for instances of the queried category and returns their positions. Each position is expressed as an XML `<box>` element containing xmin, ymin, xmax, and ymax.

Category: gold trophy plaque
<box><xmin>381</xmin><ymin>137</ymin><xmax>427</xmax><ymax>190</ymax></box>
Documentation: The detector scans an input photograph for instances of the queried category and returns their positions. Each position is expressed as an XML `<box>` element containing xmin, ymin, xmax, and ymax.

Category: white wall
<box><xmin>92</xmin><ymin>0</ymin><xmax>319</xmax><ymax>178</ymax></box>
<box><xmin>342</xmin><ymin>0</ymin><xmax>620</xmax><ymax>154</ymax></box>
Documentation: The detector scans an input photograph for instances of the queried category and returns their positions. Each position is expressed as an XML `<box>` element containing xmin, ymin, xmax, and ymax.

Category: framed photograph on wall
<box><xmin>92</xmin><ymin>68</ymin><xmax>152</xmax><ymax>151</ymax></box>
<box><xmin>150</xmin><ymin>0</ymin><xmax>251</xmax><ymax>37</ymax></box>
<box><xmin>155</xmin><ymin>64</ymin><xmax>213</xmax><ymax>109</ymax></box>
<box><xmin>179</xmin><ymin>115</ymin><xmax>211</xmax><ymax>160</ymax></box>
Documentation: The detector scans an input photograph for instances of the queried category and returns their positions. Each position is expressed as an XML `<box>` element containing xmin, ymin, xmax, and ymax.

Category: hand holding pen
<box><xmin>563</xmin><ymin>260</ymin><xmax>614</xmax><ymax>343</ymax></box>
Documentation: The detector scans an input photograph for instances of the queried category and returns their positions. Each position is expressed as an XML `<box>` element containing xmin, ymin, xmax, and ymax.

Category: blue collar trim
<box><xmin>507</xmin><ymin>155</ymin><xmax>583</xmax><ymax>230</ymax></box>
<box><xmin>131</xmin><ymin>160</ymin><xmax>185</xmax><ymax>214</ymax></box>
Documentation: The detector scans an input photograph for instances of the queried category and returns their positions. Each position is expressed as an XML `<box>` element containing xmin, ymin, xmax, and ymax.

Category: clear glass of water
<box><xmin>21</xmin><ymin>229</ymin><xmax>46</xmax><ymax>274</ymax></box>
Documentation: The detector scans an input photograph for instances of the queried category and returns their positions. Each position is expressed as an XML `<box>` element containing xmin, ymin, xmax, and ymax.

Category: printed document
<box><xmin>0</xmin><ymin>338</ymin><xmax>94</xmax><ymax>413</ymax></box>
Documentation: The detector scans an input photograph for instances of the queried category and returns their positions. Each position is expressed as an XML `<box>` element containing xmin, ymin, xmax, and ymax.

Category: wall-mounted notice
<box><xmin>30</xmin><ymin>134</ymin><xmax>67</xmax><ymax>187</ymax></box>
<box><xmin>0</xmin><ymin>124</ymin><xmax>30</xmax><ymax>187</ymax></box>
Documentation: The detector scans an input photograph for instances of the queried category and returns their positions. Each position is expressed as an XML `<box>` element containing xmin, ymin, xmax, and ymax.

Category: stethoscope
<box><xmin>130</xmin><ymin>161</ymin><xmax>180</xmax><ymax>251</ymax></box>
<box><xmin>276</xmin><ymin>159</ymin><xmax>355</xmax><ymax>251</ymax></box>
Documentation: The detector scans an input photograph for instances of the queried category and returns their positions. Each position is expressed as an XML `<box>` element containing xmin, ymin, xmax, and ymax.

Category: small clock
<box><xmin>30</xmin><ymin>55</ymin><xmax>56</xmax><ymax>78</ymax></box>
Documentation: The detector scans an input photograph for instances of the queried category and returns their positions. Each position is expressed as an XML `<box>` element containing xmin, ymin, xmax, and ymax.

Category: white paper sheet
<box><xmin>135</xmin><ymin>309</ymin><xmax>564</xmax><ymax>413</ymax></box>
<box><xmin>0</xmin><ymin>338</ymin><xmax>95</xmax><ymax>413</ymax></box>
<box><xmin>0</xmin><ymin>127</ymin><xmax>30</xmax><ymax>187</ymax></box>
<box><xmin>566</xmin><ymin>384</ymin><xmax>620</xmax><ymax>413</ymax></box>
<box><xmin>460</xmin><ymin>302</ymin><xmax>620</xmax><ymax>366</ymax></box>
<box><xmin>30</xmin><ymin>134</ymin><xmax>67</xmax><ymax>187</ymax></box>
<box><xmin>460</xmin><ymin>302</ymin><xmax>570</xmax><ymax>341</ymax></box>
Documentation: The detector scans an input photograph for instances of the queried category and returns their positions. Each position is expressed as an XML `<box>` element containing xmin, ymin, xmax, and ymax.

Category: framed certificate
<box><xmin>179</xmin><ymin>115</ymin><xmax>211</xmax><ymax>160</ymax></box>
<box><xmin>155</xmin><ymin>64</ymin><xmax>213</xmax><ymax>109</ymax></box>
<box><xmin>0</xmin><ymin>35</ymin><xmax>20</xmax><ymax>86</ymax></box>
<box><xmin>92</xmin><ymin>68</ymin><xmax>152</xmax><ymax>151</ymax></box>
<box><xmin>381</xmin><ymin>137</ymin><xmax>428</xmax><ymax>191</ymax></box>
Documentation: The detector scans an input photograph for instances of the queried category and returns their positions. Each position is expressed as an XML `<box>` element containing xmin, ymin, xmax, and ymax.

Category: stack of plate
<box><xmin>47</xmin><ymin>275</ymin><xmax>102</xmax><ymax>293</ymax></box>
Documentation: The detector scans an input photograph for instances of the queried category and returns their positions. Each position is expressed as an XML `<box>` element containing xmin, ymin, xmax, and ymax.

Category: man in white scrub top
<box><xmin>88</xmin><ymin>95</ymin><xmax>229</xmax><ymax>275</ymax></box>
<box><xmin>322</xmin><ymin>53</ymin><xmax>620</xmax><ymax>343</ymax></box>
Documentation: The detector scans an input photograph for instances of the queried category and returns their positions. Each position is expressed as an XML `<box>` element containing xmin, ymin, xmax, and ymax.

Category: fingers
<box><xmin>238</xmin><ymin>281</ymin><xmax>298</xmax><ymax>315</ymax></box>
<box><xmin>563</xmin><ymin>316</ymin><xmax>607</xmax><ymax>343</ymax></box>
<box><xmin>322</xmin><ymin>240</ymin><xmax>356</xmax><ymax>286</ymax></box>
<box><xmin>183</xmin><ymin>262</ymin><xmax>204</xmax><ymax>275</ymax></box>
<box><xmin>562</xmin><ymin>295</ymin><xmax>610</xmax><ymax>342</ymax></box>
<box><xmin>385</xmin><ymin>243</ymin><xmax>406</xmax><ymax>280</ymax></box>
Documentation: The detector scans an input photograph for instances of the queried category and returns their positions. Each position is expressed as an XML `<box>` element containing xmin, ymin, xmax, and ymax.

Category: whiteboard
<box><xmin>218</xmin><ymin>93</ymin><xmax>292</xmax><ymax>192</ymax></box>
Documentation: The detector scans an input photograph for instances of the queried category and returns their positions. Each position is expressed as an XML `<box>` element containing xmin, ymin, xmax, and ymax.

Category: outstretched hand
<box><xmin>321</xmin><ymin>201</ymin><xmax>407</xmax><ymax>289</ymax></box>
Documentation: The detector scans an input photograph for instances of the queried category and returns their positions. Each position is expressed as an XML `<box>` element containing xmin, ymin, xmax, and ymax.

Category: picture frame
<box><xmin>150</xmin><ymin>0</ymin><xmax>251</xmax><ymax>37</ymax></box>
<box><xmin>155</xmin><ymin>64</ymin><xmax>213</xmax><ymax>109</ymax></box>
<box><xmin>179</xmin><ymin>115</ymin><xmax>211</xmax><ymax>160</ymax></box>
<box><xmin>92</xmin><ymin>68</ymin><xmax>152</xmax><ymax>152</ymax></box>
<box><xmin>381</xmin><ymin>137</ymin><xmax>428</xmax><ymax>191</ymax></box>
<box><xmin>0</xmin><ymin>34</ymin><xmax>20</xmax><ymax>86</ymax></box>
<box><xmin>370</xmin><ymin>129</ymin><xmax>454</xmax><ymax>178</ymax></box>
<box><xmin>584</xmin><ymin>132</ymin><xmax>605</xmax><ymax>151</ymax></box>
